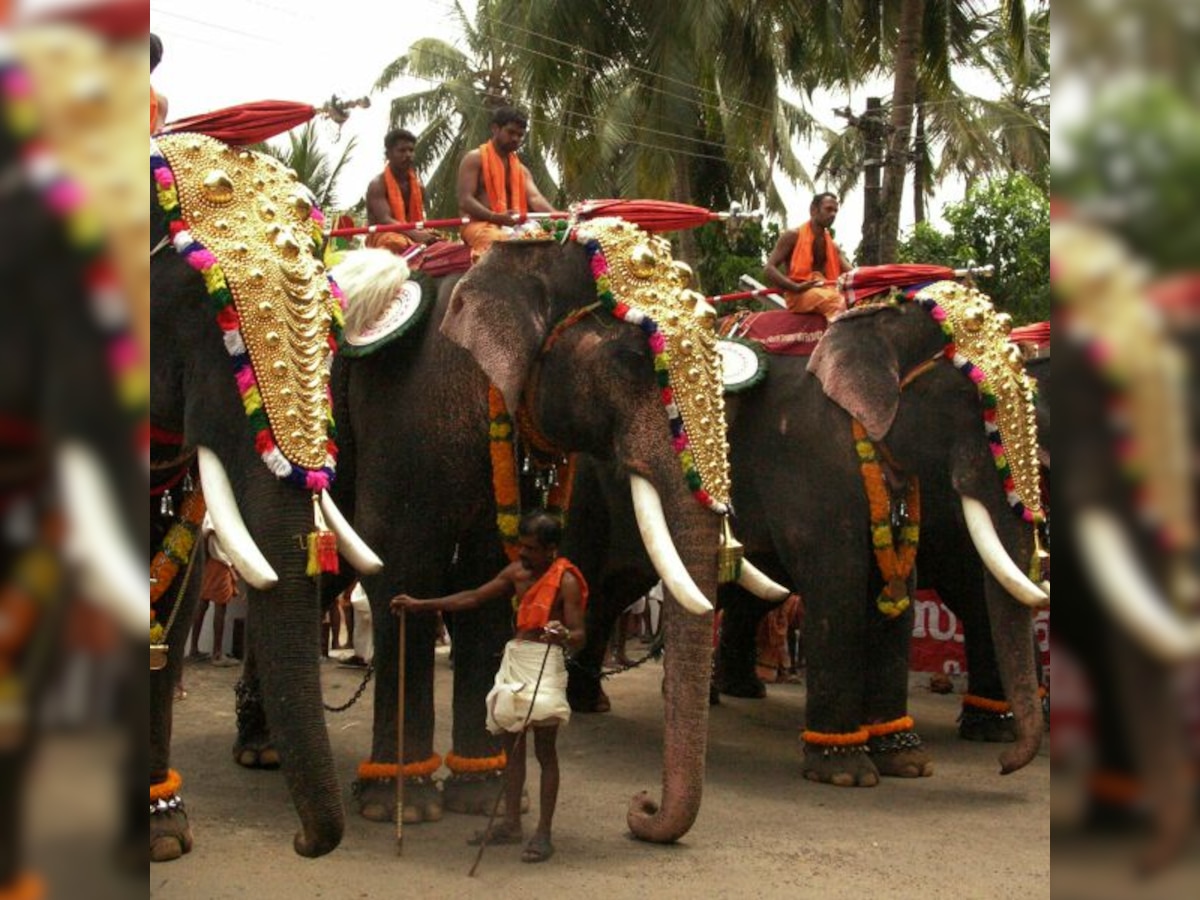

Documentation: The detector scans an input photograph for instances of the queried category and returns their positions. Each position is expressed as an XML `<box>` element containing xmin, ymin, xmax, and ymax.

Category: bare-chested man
<box><xmin>390</xmin><ymin>509</ymin><xmax>585</xmax><ymax>863</ymax></box>
<box><xmin>763</xmin><ymin>192</ymin><xmax>853</xmax><ymax>320</ymax></box>
<box><xmin>364</xmin><ymin>128</ymin><xmax>439</xmax><ymax>253</ymax></box>
<box><xmin>457</xmin><ymin>106</ymin><xmax>556</xmax><ymax>260</ymax></box>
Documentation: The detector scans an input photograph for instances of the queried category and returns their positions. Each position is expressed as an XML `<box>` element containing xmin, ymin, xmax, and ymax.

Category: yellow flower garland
<box><xmin>853</xmin><ymin>420</ymin><xmax>920</xmax><ymax>618</ymax></box>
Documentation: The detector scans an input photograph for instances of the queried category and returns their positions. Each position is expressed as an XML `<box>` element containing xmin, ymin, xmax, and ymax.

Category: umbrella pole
<box><xmin>396</xmin><ymin>609</ymin><xmax>406</xmax><ymax>856</ymax></box>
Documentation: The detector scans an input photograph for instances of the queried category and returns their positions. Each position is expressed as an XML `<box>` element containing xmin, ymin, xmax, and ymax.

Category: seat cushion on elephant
<box><xmin>718</xmin><ymin>310</ymin><xmax>827</xmax><ymax>356</ymax></box>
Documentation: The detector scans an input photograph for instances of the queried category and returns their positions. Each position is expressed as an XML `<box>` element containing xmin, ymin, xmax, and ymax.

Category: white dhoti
<box><xmin>485</xmin><ymin>640</ymin><xmax>571</xmax><ymax>734</ymax></box>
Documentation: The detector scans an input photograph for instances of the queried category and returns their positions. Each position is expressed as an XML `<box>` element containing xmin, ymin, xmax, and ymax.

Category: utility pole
<box><xmin>835</xmin><ymin>97</ymin><xmax>887</xmax><ymax>265</ymax></box>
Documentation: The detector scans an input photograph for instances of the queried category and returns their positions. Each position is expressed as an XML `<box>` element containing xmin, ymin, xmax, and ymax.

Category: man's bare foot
<box><xmin>521</xmin><ymin>833</ymin><xmax>554</xmax><ymax>862</ymax></box>
<box><xmin>211</xmin><ymin>655</ymin><xmax>239</xmax><ymax>668</ymax></box>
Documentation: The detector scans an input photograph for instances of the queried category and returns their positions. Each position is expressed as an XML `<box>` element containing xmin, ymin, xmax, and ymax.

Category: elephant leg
<box><xmin>801</xmin><ymin>559</ymin><xmax>879</xmax><ymax>788</ymax></box>
<box><xmin>567</xmin><ymin>571</ymin><xmax>654</xmax><ymax>714</ymax></box>
<box><xmin>863</xmin><ymin>596</ymin><xmax>932</xmax><ymax>779</ymax></box>
<box><xmin>149</xmin><ymin>607</ymin><xmax>195</xmax><ymax>863</ymax></box>
<box><xmin>232</xmin><ymin>647</ymin><xmax>280</xmax><ymax>770</ymax></box>
<box><xmin>716</xmin><ymin>585</ymin><xmax>774</xmax><ymax>699</ymax></box>
<box><xmin>442</xmin><ymin>538</ymin><xmax>516</xmax><ymax>816</ymax></box>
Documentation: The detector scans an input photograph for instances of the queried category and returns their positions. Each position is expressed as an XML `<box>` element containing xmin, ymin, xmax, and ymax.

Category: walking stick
<box><xmin>396</xmin><ymin>609</ymin><xmax>406</xmax><ymax>856</ymax></box>
<box><xmin>468</xmin><ymin>637</ymin><xmax>556</xmax><ymax>877</ymax></box>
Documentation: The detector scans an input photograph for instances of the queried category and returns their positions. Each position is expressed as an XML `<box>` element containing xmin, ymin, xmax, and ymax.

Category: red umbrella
<box><xmin>327</xmin><ymin>200</ymin><xmax>752</xmax><ymax>238</ymax></box>
<box><xmin>1009</xmin><ymin>321</ymin><xmax>1050</xmax><ymax>348</ymax></box>
<box><xmin>839</xmin><ymin>263</ymin><xmax>959</xmax><ymax>306</ymax></box>
<box><xmin>159</xmin><ymin>97</ymin><xmax>369</xmax><ymax>147</ymax></box>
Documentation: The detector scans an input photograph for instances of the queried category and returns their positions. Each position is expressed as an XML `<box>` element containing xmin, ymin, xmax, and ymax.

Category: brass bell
<box><xmin>628</xmin><ymin>243</ymin><xmax>658</xmax><ymax>278</ymax></box>
<box><xmin>202</xmin><ymin>169</ymin><xmax>235</xmax><ymax>204</ymax></box>
<box><xmin>150</xmin><ymin>644</ymin><xmax>169</xmax><ymax>671</ymax></box>
<box><xmin>717</xmin><ymin>516</ymin><xmax>744</xmax><ymax>584</ymax></box>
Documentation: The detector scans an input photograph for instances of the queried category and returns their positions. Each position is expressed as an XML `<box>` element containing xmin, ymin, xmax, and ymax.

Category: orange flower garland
<box><xmin>962</xmin><ymin>694</ymin><xmax>1011</xmax><ymax>714</ymax></box>
<box><xmin>444</xmin><ymin>751</ymin><xmax>507</xmax><ymax>774</ymax></box>
<box><xmin>488</xmin><ymin>385</ymin><xmax>521</xmax><ymax>562</ymax></box>
<box><xmin>150</xmin><ymin>769</ymin><xmax>182</xmax><ymax>803</ymax></box>
<box><xmin>149</xmin><ymin>489</ymin><xmax>206</xmax><ymax>609</ymax></box>
<box><xmin>801</xmin><ymin>727</ymin><xmax>870</xmax><ymax>748</ymax></box>
<box><xmin>853</xmin><ymin>420</ymin><xmax>920</xmax><ymax>618</ymax></box>
<box><xmin>356</xmin><ymin>754</ymin><xmax>442</xmax><ymax>781</ymax></box>
<box><xmin>865</xmin><ymin>715</ymin><xmax>915</xmax><ymax>738</ymax></box>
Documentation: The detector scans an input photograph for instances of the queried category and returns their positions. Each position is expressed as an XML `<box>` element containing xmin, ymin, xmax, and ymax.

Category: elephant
<box><xmin>149</xmin><ymin>132</ymin><xmax>382</xmax><ymax>861</ymax></box>
<box><xmin>1052</xmin><ymin>221</ymin><xmax>1200</xmax><ymax>873</ymax></box>
<box><xmin>567</xmin><ymin>287</ymin><xmax>1049</xmax><ymax>788</ymax></box>
<box><xmin>327</xmin><ymin>225</ymin><xmax>786</xmax><ymax>843</ymax></box>
<box><xmin>0</xmin><ymin>50</ymin><xmax>147</xmax><ymax>887</ymax></box>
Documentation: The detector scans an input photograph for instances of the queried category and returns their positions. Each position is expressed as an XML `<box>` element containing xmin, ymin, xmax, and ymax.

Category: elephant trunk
<box><xmin>242</xmin><ymin>472</ymin><xmax>344</xmax><ymax>857</ymax></box>
<box><xmin>627</xmin><ymin>478</ymin><xmax>718</xmax><ymax>842</ymax></box>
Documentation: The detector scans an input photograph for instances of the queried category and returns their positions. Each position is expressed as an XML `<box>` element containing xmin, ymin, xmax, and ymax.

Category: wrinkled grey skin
<box><xmin>330</xmin><ymin>241</ymin><xmax>720</xmax><ymax>842</ymax></box>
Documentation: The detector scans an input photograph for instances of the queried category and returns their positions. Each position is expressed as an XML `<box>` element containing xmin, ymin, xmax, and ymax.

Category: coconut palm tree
<box><xmin>253</xmin><ymin>121</ymin><xmax>357</xmax><ymax>213</ymax></box>
<box><xmin>373</xmin><ymin>0</ymin><xmax>558</xmax><ymax>217</ymax></box>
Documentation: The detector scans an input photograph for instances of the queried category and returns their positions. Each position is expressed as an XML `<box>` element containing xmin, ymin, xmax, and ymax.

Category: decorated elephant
<box><xmin>1052</xmin><ymin>221</ymin><xmax>1200</xmax><ymax>873</ymax></box>
<box><xmin>0</xmin><ymin>45</ymin><xmax>147</xmax><ymax>889</ymax></box>
<box><xmin>327</xmin><ymin>221</ymin><xmax>786</xmax><ymax>843</ymax></box>
<box><xmin>567</xmin><ymin>282</ymin><xmax>1049</xmax><ymax>787</ymax></box>
<box><xmin>149</xmin><ymin>132</ymin><xmax>383</xmax><ymax>861</ymax></box>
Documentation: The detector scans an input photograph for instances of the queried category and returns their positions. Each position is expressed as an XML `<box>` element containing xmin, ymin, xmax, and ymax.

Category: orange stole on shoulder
<box><xmin>479</xmin><ymin>141</ymin><xmax>527</xmax><ymax>217</ymax></box>
<box><xmin>787</xmin><ymin>222</ymin><xmax>842</xmax><ymax>284</ymax></box>
<box><xmin>383</xmin><ymin>165</ymin><xmax>424</xmax><ymax>222</ymax></box>
<box><xmin>515</xmin><ymin>557</ymin><xmax>588</xmax><ymax>631</ymax></box>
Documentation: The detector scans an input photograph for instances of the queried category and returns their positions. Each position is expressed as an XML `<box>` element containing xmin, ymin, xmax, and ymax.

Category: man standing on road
<box><xmin>763</xmin><ymin>192</ymin><xmax>853</xmax><ymax>320</ymax></box>
<box><xmin>391</xmin><ymin>509</ymin><xmax>585</xmax><ymax>863</ymax></box>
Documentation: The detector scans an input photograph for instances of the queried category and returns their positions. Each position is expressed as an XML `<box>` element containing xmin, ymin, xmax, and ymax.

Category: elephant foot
<box><xmin>869</xmin><ymin>730</ymin><xmax>934</xmax><ymax>778</ymax></box>
<box><xmin>718</xmin><ymin>676</ymin><xmax>766</xmax><ymax>699</ymax></box>
<box><xmin>233</xmin><ymin>739</ymin><xmax>281</xmax><ymax>770</ymax></box>
<box><xmin>150</xmin><ymin>799</ymin><xmax>193</xmax><ymax>863</ymax></box>
<box><xmin>801</xmin><ymin>743</ymin><xmax>880</xmax><ymax>787</ymax></box>
<box><xmin>567</xmin><ymin>677</ymin><xmax>611</xmax><ymax>713</ymax></box>
<box><xmin>958</xmin><ymin>705</ymin><xmax>1016</xmax><ymax>743</ymax></box>
<box><xmin>442</xmin><ymin>773</ymin><xmax>529</xmax><ymax>816</ymax></box>
<box><xmin>354</xmin><ymin>777</ymin><xmax>443</xmax><ymax>824</ymax></box>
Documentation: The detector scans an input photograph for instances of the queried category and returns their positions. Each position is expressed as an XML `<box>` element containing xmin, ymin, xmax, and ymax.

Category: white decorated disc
<box><xmin>717</xmin><ymin>339</ymin><xmax>762</xmax><ymax>390</ymax></box>
<box><xmin>345</xmin><ymin>280</ymin><xmax>423</xmax><ymax>346</ymax></box>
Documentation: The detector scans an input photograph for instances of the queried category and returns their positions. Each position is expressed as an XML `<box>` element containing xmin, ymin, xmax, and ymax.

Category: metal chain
<box><xmin>323</xmin><ymin>662</ymin><xmax>374</xmax><ymax>713</ymax></box>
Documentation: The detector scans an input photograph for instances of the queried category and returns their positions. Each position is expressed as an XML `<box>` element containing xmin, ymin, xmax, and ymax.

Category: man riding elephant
<box><xmin>365</xmin><ymin>127</ymin><xmax>440</xmax><ymax>253</ymax></box>
<box><xmin>763</xmin><ymin>192</ymin><xmax>852</xmax><ymax>321</ymax></box>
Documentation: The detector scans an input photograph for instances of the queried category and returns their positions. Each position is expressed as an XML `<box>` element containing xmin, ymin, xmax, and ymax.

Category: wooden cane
<box><xmin>396</xmin><ymin>609</ymin><xmax>406</xmax><ymax>856</ymax></box>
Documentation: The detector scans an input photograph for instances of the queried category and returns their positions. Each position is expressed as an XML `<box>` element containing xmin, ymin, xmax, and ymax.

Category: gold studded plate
<box><xmin>578</xmin><ymin>219</ymin><xmax>732</xmax><ymax>509</ymax></box>
<box><xmin>915</xmin><ymin>281</ymin><xmax>1043</xmax><ymax>520</ymax></box>
<box><xmin>156</xmin><ymin>134</ymin><xmax>337</xmax><ymax>473</ymax></box>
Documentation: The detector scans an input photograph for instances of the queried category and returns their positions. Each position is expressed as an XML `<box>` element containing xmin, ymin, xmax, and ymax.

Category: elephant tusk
<box><xmin>56</xmin><ymin>442</ymin><xmax>147</xmax><ymax>637</ymax></box>
<box><xmin>198</xmin><ymin>446</ymin><xmax>279</xmax><ymax>590</ymax></box>
<box><xmin>630</xmin><ymin>474</ymin><xmax>713</xmax><ymax>615</ymax></box>
<box><xmin>737</xmin><ymin>560</ymin><xmax>791</xmax><ymax>602</ymax></box>
<box><xmin>961</xmin><ymin>496</ymin><xmax>1049</xmax><ymax>609</ymax></box>
<box><xmin>1077</xmin><ymin>510</ymin><xmax>1200</xmax><ymax>664</ymax></box>
<box><xmin>318</xmin><ymin>491</ymin><xmax>383</xmax><ymax>574</ymax></box>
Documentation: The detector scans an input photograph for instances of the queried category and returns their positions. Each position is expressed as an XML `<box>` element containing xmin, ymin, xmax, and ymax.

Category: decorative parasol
<box><xmin>325</xmin><ymin>200</ymin><xmax>756</xmax><ymax>238</ymax></box>
<box><xmin>159</xmin><ymin>96</ymin><xmax>369</xmax><ymax>146</ymax></box>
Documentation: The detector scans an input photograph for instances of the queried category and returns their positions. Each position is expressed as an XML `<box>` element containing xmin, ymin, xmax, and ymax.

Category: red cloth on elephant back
<box><xmin>719</xmin><ymin>310</ymin><xmax>828</xmax><ymax>356</ymax></box>
<box><xmin>838</xmin><ymin>264</ymin><xmax>957</xmax><ymax>307</ymax></box>
<box><xmin>413</xmin><ymin>240</ymin><xmax>471</xmax><ymax>277</ymax></box>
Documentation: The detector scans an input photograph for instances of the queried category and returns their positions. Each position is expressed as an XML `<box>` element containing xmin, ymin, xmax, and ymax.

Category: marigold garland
<box><xmin>801</xmin><ymin>728</ymin><xmax>870</xmax><ymax>748</ymax></box>
<box><xmin>150</xmin><ymin>142</ymin><xmax>343</xmax><ymax>492</ymax></box>
<box><xmin>487</xmin><ymin>385</ymin><xmax>522</xmax><ymax>562</ymax></box>
<box><xmin>962</xmin><ymin>694</ymin><xmax>1012</xmax><ymax>714</ymax></box>
<box><xmin>356</xmin><ymin>754</ymin><xmax>442</xmax><ymax>781</ymax></box>
<box><xmin>150</xmin><ymin>769</ymin><xmax>182</xmax><ymax>802</ymax></box>
<box><xmin>444</xmin><ymin>751</ymin><xmax>507</xmax><ymax>774</ymax></box>
<box><xmin>149</xmin><ymin>490</ymin><xmax>206</xmax><ymax>611</ymax></box>
<box><xmin>0</xmin><ymin>537</ymin><xmax>57</xmax><ymax>664</ymax></box>
<box><xmin>865</xmin><ymin>715</ymin><xmax>915</xmax><ymax>738</ymax></box>
<box><xmin>853</xmin><ymin>420</ymin><xmax>920</xmax><ymax>619</ymax></box>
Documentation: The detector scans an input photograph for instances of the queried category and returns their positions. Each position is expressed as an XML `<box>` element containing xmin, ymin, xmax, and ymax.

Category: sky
<box><xmin>150</xmin><ymin>0</ymin><xmax>981</xmax><ymax>254</ymax></box>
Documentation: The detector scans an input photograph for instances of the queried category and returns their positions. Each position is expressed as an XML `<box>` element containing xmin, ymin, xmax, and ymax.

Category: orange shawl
<box><xmin>383</xmin><ymin>165</ymin><xmax>424</xmax><ymax>223</ymax></box>
<box><xmin>788</xmin><ymin>222</ymin><xmax>842</xmax><ymax>283</ymax></box>
<box><xmin>479</xmin><ymin>141</ymin><xmax>527</xmax><ymax>217</ymax></box>
<box><xmin>515</xmin><ymin>557</ymin><xmax>587</xmax><ymax>631</ymax></box>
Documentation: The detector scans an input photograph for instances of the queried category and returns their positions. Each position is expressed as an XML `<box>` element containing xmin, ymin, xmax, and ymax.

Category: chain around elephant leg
<box><xmin>866</xmin><ymin>717</ymin><xmax>934</xmax><ymax>778</ymax></box>
<box><xmin>801</xmin><ymin>728</ymin><xmax>880</xmax><ymax>787</ymax></box>
<box><xmin>232</xmin><ymin>676</ymin><xmax>280</xmax><ymax>769</ymax></box>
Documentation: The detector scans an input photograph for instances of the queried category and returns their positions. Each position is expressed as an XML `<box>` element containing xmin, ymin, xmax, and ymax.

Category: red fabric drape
<box><xmin>159</xmin><ymin>101</ymin><xmax>319</xmax><ymax>146</ymax></box>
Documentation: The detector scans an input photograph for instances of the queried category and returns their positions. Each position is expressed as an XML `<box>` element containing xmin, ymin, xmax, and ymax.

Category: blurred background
<box><xmin>1052</xmin><ymin>0</ymin><xmax>1200</xmax><ymax>893</ymax></box>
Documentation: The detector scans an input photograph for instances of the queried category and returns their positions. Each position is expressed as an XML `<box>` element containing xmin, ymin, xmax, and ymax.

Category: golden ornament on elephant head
<box><xmin>628</xmin><ymin>243</ymin><xmax>659</xmax><ymax>278</ymax></box>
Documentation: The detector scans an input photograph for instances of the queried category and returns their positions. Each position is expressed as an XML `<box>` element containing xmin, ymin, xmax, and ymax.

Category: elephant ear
<box><xmin>808</xmin><ymin>306</ymin><xmax>900</xmax><ymax>441</ymax></box>
<box><xmin>441</xmin><ymin>258</ymin><xmax>549</xmax><ymax>416</ymax></box>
